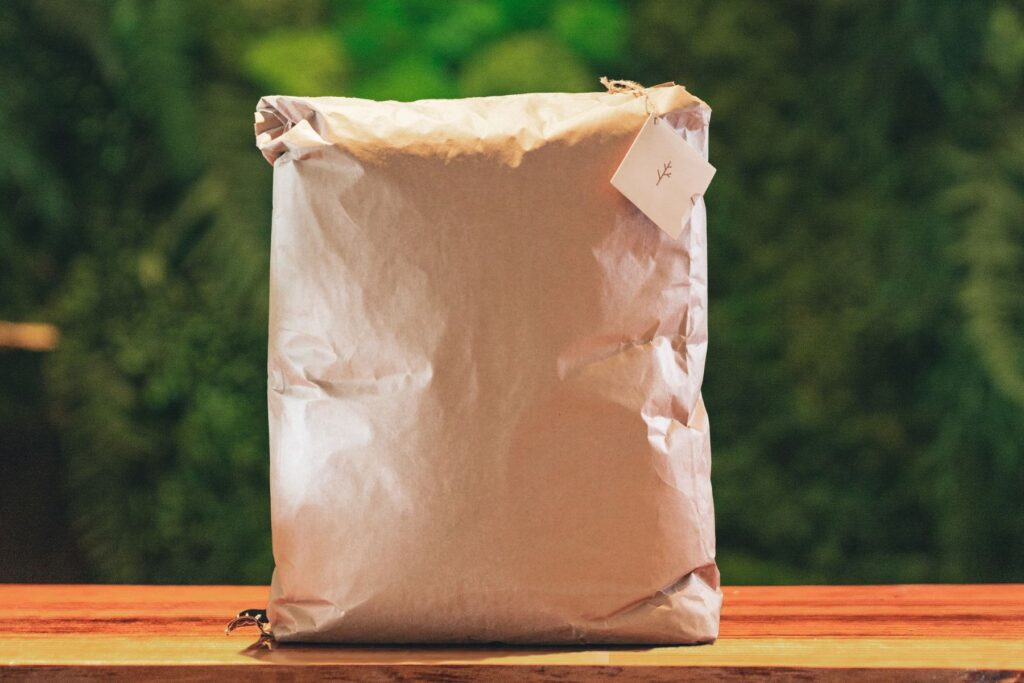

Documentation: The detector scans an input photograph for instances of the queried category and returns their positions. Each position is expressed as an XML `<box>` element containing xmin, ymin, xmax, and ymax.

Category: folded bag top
<box><xmin>255</xmin><ymin>83</ymin><xmax>720</xmax><ymax>644</ymax></box>
<box><xmin>255</xmin><ymin>84</ymin><xmax>706</xmax><ymax>163</ymax></box>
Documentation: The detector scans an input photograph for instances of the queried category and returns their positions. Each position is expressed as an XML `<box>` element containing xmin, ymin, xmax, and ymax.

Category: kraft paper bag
<box><xmin>253</xmin><ymin>83</ymin><xmax>721</xmax><ymax>644</ymax></box>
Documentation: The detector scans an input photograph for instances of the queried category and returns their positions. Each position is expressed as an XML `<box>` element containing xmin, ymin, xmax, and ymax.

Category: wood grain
<box><xmin>0</xmin><ymin>584</ymin><xmax>1021</xmax><ymax>681</ymax></box>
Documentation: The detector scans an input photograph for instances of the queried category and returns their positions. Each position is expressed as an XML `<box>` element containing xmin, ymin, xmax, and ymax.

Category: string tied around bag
<box><xmin>600</xmin><ymin>76</ymin><xmax>655</xmax><ymax>116</ymax></box>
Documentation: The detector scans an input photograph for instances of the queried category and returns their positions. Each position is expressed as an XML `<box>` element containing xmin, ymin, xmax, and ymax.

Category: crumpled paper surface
<box><xmin>254</xmin><ymin>84</ymin><xmax>721</xmax><ymax>644</ymax></box>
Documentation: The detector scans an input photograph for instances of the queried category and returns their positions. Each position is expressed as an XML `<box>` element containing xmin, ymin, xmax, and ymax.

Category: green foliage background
<box><xmin>1</xmin><ymin>0</ymin><xmax>1021</xmax><ymax>583</ymax></box>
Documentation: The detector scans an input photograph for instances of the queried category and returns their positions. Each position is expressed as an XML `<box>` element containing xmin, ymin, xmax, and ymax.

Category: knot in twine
<box><xmin>600</xmin><ymin>76</ymin><xmax>655</xmax><ymax>116</ymax></box>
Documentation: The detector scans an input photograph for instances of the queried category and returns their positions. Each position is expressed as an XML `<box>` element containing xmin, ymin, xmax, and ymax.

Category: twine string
<box><xmin>599</xmin><ymin>76</ymin><xmax>655</xmax><ymax>116</ymax></box>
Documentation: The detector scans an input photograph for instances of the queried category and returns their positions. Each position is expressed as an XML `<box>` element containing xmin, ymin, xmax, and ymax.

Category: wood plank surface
<box><xmin>0</xmin><ymin>584</ymin><xmax>1021</xmax><ymax>681</ymax></box>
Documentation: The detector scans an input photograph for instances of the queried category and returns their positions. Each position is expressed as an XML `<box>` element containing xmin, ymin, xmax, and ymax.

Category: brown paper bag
<box><xmin>253</xmin><ymin>83</ymin><xmax>720</xmax><ymax>644</ymax></box>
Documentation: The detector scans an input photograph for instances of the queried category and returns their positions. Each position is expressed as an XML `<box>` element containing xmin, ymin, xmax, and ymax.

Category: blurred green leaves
<box><xmin>425</xmin><ymin>2</ymin><xmax>507</xmax><ymax>61</ymax></box>
<box><xmin>0</xmin><ymin>0</ymin><xmax>1021</xmax><ymax>586</ymax></box>
<box><xmin>987</xmin><ymin>2</ymin><xmax>1024</xmax><ymax>83</ymax></box>
<box><xmin>235</xmin><ymin>0</ymin><xmax>634</xmax><ymax>102</ymax></box>
<box><xmin>245</xmin><ymin>29</ymin><xmax>349</xmax><ymax>95</ymax></box>
<box><xmin>358</xmin><ymin>55</ymin><xmax>456</xmax><ymax>101</ymax></box>
<box><xmin>551</xmin><ymin>0</ymin><xmax>627</xmax><ymax>63</ymax></box>
<box><xmin>327</xmin><ymin>0</ymin><xmax>620</xmax><ymax>100</ymax></box>
<box><xmin>460</xmin><ymin>34</ymin><xmax>591</xmax><ymax>95</ymax></box>
<box><xmin>945</xmin><ymin>130</ymin><xmax>1024</xmax><ymax>408</ymax></box>
<box><xmin>632</xmin><ymin>0</ymin><xmax>1024</xmax><ymax>584</ymax></box>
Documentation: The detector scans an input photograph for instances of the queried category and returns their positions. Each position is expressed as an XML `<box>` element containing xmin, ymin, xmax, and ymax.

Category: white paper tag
<box><xmin>611</xmin><ymin>115</ymin><xmax>716</xmax><ymax>239</ymax></box>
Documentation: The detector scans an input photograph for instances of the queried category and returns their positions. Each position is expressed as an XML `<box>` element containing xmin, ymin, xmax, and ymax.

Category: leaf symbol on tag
<box><xmin>656</xmin><ymin>161</ymin><xmax>672</xmax><ymax>186</ymax></box>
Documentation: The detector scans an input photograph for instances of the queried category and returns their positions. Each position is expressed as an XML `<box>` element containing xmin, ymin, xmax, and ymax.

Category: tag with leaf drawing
<box><xmin>611</xmin><ymin>115</ymin><xmax>716</xmax><ymax>239</ymax></box>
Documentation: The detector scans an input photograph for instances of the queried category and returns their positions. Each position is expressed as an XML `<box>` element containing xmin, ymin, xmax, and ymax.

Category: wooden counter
<box><xmin>1</xmin><ymin>584</ymin><xmax>1021</xmax><ymax>680</ymax></box>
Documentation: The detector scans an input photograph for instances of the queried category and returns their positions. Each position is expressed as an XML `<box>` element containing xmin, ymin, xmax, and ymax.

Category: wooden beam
<box><xmin>0</xmin><ymin>322</ymin><xmax>59</xmax><ymax>351</ymax></box>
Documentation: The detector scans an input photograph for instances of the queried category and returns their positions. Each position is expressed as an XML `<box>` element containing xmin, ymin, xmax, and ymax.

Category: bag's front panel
<box><xmin>262</xmin><ymin>90</ymin><xmax>720</xmax><ymax>644</ymax></box>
